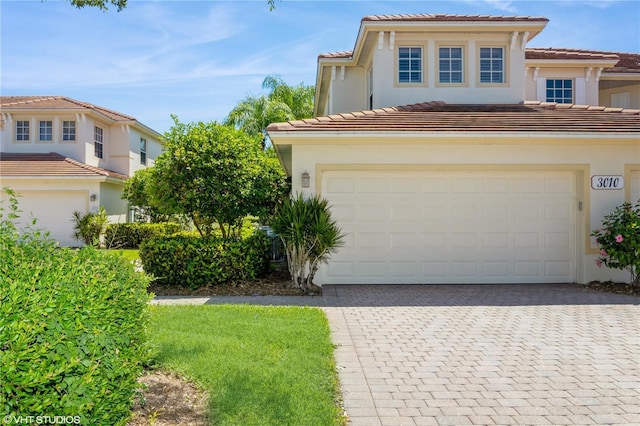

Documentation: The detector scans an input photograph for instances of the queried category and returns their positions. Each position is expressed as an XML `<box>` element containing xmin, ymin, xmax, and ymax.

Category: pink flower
<box><xmin>615</xmin><ymin>234</ymin><xmax>624</xmax><ymax>243</ymax></box>
<box><xmin>596</xmin><ymin>259</ymin><xmax>603</xmax><ymax>268</ymax></box>
<box><xmin>599</xmin><ymin>249</ymin><xmax>607</xmax><ymax>256</ymax></box>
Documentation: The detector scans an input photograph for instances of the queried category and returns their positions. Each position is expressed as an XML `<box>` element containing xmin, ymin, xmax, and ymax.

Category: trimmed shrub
<box><xmin>104</xmin><ymin>222</ymin><xmax>182</xmax><ymax>249</ymax></box>
<box><xmin>139</xmin><ymin>231</ymin><xmax>271</xmax><ymax>289</ymax></box>
<box><xmin>1</xmin><ymin>190</ymin><xmax>151</xmax><ymax>425</ymax></box>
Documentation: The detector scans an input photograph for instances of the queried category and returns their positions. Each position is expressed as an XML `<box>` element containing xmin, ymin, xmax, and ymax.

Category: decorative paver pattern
<box><xmin>153</xmin><ymin>284</ymin><xmax>639</xmax><ymax>425</ymax></box>
<box><xmin>322</xmin><ymin>285</ymin><xmax>639</xmax><ymax>426</ymax></box>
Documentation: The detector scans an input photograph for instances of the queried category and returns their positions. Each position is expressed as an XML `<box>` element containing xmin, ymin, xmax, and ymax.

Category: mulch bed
<box><xmin>583</xmin><ymin>281</ymin><xmax>640</xmax><ymax>297</ymax></box>
<box><xmin>147</xmin><ymin>265</ymin><xmax>322</xmax><ymax>297</ymax></box>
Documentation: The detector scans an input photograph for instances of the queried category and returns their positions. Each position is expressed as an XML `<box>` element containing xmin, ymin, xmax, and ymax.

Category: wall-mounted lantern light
<box><xmin>90</xmin><ymin>194</ymin><xmax>97</xmax><ymax>202</ymax></box>
<box><xmin>301</xmin><ymin>171</ymin><xmax>310</xmax><ymax>188</ymax></box>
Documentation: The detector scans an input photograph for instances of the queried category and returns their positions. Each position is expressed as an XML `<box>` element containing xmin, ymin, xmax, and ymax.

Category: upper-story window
<box><xmin>94</xmin><ymin>126</ymin><xmax>104</xmax><ymax>159</ymax></box>
<box><xmin>62</xmin><ymin>121</ymin><xmax>76</xmax><ymax>142</ymax></box>
<box><xmin>16</xmin><ymin>120</ymin><xmax>30</xmax><ymax>142</ymax></box>
<box><xmin>479</xmin><ymin>47</ymin><xmax>504</xmax><ymax>84</ymax></box>
<box><xmin>439</xmin><ymin>47</ymin><xmax>463</xmax><ymax>83</ymax></box>
<box><xmin>140</xmin><ymin>138</ymin><xmax>147</xmax><ymax>165</ymax></box>
<box><xmin>39</xmin><ymin>120</ymin><xmax>53</xmax><ymax>142</ymax></box>
<box><xmin>546</xmin><ymin>79</ymin><xmax>573</xmax><ymax>103</ymax></box>
<box><xmin>398</xmin><ymin>47</ymin><xmax>422</xmax><ymax>83</ymax></box>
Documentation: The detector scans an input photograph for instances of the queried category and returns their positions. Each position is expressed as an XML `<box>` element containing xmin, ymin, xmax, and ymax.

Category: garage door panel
<box><xmin>15</xmin><ymin>191</ymin><xmax>87</xmax><ymax>246</ymax></box>
<box><xmin>322</xmin><ymin>170</ymin><xmax>577</xmax><ymax>284</ymax></box>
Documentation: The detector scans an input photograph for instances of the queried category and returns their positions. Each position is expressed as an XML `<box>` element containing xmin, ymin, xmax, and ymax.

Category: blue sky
<box><xmin>2</xmin><ymin>0</ymin><xmax>639</xmax><ymax>134</ymax></box>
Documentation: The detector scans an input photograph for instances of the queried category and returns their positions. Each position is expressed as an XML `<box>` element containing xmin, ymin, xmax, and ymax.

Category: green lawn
<box><xmin>148</xmin><ymin>305</ymin><xmax>345</xmax><ymax>426</ymax></box>
<box><xmin>111</xmin><ymin>248</ymin><xmax>139</xmax><ymax>262</ymax></box>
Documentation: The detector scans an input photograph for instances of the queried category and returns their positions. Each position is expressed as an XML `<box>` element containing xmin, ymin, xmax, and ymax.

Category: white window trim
<box><xmin>61</xmin><ymin>120</ymin><xmax>77</xmax><ymax>143</ymax></box>
<box><xmin>15</xmin><ymin>120</ymin><xmax>31</xmax><ymax>143</ymax></box>
<box><xmin>436</xmin><ymin>43</ymin><xmax>468</xmax><ymax>87</ymax></box>
<box><xmin>476</xmin><ymin>44</ymin><xmax>509</xmax><ymax>87</ymax></box>
<box><xmin>94</xmin><ymin>126</ymin><xmax>104</xmax><ymax>159</ymax></box>
<box><xmin>395</xmin><ymin>45</ymin><xmax>427</xmax><ymax>87</ymax></box>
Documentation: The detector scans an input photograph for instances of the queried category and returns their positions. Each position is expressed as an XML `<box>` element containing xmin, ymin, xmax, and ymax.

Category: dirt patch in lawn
<box><xmin>128</xmin><ymin>370</ymin><xmax>208</xmax><ymax>426</ymax></box>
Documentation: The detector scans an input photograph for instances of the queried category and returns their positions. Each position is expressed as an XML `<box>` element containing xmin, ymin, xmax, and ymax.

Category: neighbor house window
<box><xmin>479</xmin><ymin>47</ymin><xmax>504</xmax><ymax>83</ymax></box>
<box><xmin>16</xmin><ymin>120</ymin><xmax>30</xmax><ymax>142</ymax></box>
<box><xmin>94</xmin><ymin>126</ymin><xmax>104</xmax><ymax>158</ymax></box>
<box><xmin>39</xmin><ymin>120</ymin><xmax>53</xmax><ymax>142</ymax></box>
<box><xmin>140</xmin><ymin>138</ymin><xmax>147</xmax><ymax>165</ymax></box>
<box><xmin>439</xmin><ymin>47</ymin><xmax>463</xmax><ymax>83</ymax></box>
<box><xmin>62</xmin><ymin>120</ymin><xmax>76</xmax><ymax>141</ymax></box>
<box><xmin>546</xmin><ymin>79</ymin><xmax>573</xmax><ymax>103</ymax></box>
<box><xmin>398</xmin><ymin>47</ymin><xmax>422</xmax><ymax>83</ymax></box>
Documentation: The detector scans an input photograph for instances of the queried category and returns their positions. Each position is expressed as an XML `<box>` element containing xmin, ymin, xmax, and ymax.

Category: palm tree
<box><xmin>225</xmin><ymin>75</ymin><xmax>314</xmax><ymax>149</ymax></box>
<box><xmin>225</xmin><ymin>95</ymin><xmax>292</xmax><ymax>149</ymax></box>
<box><xmin>262</xmin><ymin>75</ymin><xmax>314</xmax><ymax>120</ymax></box>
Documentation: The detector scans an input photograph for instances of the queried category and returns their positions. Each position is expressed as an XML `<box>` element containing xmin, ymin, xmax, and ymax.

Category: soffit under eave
<box><xmin>525</xmin><ymin>59</ymin><xmax>620</xmax><ymax>69</ymax></box>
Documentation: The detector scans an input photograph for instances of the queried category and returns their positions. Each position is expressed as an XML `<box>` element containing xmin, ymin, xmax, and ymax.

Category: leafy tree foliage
<box><xmin>225</xmin><ymin>75</ymin><xmax>314</xmax><ymax>149</ymax></box>
<box><xmin>150</xmin><ymin>116</ymin><xmax>288</xmax><ymax>238</ymax></box>
<box><xmin>122</xmin><ymin>167</ymin><xmax>174</xmax><ymax>223</ymax></box>
<box><xmin>65</xmin><ymin>0</ymin><xmax>278</xmax><ymax>12</ymax></box>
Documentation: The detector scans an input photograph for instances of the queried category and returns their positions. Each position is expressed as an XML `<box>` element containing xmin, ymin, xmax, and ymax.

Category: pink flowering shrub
<box><xmin>591</xmin><ymin>201</ymin><xmax>640</xmax><ymax>285</ymax></box>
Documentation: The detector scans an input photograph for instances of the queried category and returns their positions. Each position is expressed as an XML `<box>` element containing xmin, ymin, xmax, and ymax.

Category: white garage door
<box><xmin>14</xmin><ymin>191</ymin><xmax>88</xmax><ymax>246</ymax></box>
<box><xmin>322</xmin><ymin>170</ymin><xmax>577</xmax><ymax>284</ymax></box>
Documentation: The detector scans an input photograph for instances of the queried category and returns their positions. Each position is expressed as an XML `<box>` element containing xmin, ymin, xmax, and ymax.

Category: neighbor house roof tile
<box><xmin>0</xmin><ymin>152</ymin><xmax>129</xmax><ymax>180</ymax></box>
<box><xmin>267</xmin><ymin>102</ymin><xmax>640</xmax><ymax>134</ymax></box>
<box><xmin>361</xmin><ymin>13</ymin><xmax>549</xmax><ymax>23</ymax></box>
<box><xmin>525</xmin><ymin>48</ymin><xmax>639</xmax><ymax>73</ymax></box>
<box><xmin>0</xmin><ymin>96</ymin><xmax>136</xmax><ymax>122</ymax></box>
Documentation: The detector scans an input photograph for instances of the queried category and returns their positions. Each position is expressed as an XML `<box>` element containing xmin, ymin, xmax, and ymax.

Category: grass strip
<box><xmin>148</xmin><ymin>305</ymin><xmax>344</xmax><ymax>426</ymax></box>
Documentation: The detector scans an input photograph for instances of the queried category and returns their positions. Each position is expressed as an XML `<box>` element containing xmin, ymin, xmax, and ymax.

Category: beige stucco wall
<box><xmin>326</xmin><ymin>31</ymin><xmax>529</xmax><ymax>115</ymax></box>
<box><xmin>282</xmin><ymin>135</ymin><xmax>639</xmax><ymax>284</ymax></box>
<box><xmin>524</xmin><ymin>67</ymin><xmax>600</xmax><ymax>105</ymax></box>
<box><xmin>599</xmin><ymin>82</ymin><xmax>640</xmax><ymax>109</ymax></box>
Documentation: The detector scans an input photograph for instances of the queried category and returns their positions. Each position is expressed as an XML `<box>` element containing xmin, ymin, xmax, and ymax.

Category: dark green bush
<box><xmin>139</xmin><ymin>231</ymin><xmax>271</xmax><ymax>289</ymax></box>
<box><xmin>104</xmin><ymin>222</ymin><xmax>182</xmax><ymax>249</ymax></box>
<box><xmin>0</xmin><ymin>190</ymin><xmax>151</xmax><ymax>425</ymax></box>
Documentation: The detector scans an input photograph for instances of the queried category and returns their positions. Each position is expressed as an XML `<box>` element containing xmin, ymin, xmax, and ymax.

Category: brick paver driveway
<box><xmin>321</xmin><ymin>284</ymin><xmax>640</xmax><ymax>426</ymax></box>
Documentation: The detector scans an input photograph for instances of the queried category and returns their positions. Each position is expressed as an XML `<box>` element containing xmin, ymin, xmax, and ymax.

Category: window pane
<box><xmin>399</xmin><ymin>72</ymin><xmax>409</xmax><ymax>82</ymax></box>
<box><xmin>451</xmin><ymin>48</ymin><xmax>462</xmax><ymax>58</ymax></box>
<box><xmin>564</xmin><ymin>80</ymin><xmax>572</xmax><ymax>88</ymax></box>
<box><xmin>439</xmin><ymin>72</ymin><xmax>449</xmax><ymax>83</ymax></box>
<box><xmin>399</xmin><ymin>48</ymin><xmax>409</xmax><ymax>58</ymax></box>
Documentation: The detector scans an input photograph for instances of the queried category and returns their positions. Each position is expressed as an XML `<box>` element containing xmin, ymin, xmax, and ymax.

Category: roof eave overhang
<box><xmin>0</xmin><ymin>175</ymin><xmax>126</xmax><ymax>183</ymax></box>
<box><xmin>600</xmin><ymin>72</ymin><xmax>640</xmax><ymax>80</ymax></box>
<box><xmin>269</xmin><ymin>130</ymin><xmax>640</xmax><ymax>141</ymax></box>
<box><xmin>525</xmin><ymin>59</ymin><xmax>620</xmax><ymax>68</ymax></box>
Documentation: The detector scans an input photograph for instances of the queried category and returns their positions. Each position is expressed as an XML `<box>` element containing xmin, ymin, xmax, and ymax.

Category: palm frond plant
<box><xmin>71</xmin><ymin>206</ymin><xmax>108</xmax><ymax>246</ymax></box>
<box><xmin>271</xmin><ymin>194</ymin><xmax>344</xmax><ymax>291</ymax></box>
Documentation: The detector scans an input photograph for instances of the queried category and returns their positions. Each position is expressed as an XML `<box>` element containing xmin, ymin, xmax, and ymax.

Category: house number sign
<box><xmin>591</xmin><ymin>175</ymin><xmax>624</xmax><ymax>190</ymax></box>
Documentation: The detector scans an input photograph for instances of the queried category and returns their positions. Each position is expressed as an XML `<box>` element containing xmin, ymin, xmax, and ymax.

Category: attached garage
<box><xmin>15</xmin><ymin>190</ymin><xmax>88</xmax><ymax>246</ymax></box>
<box><xmin>268</xmin><ymin>102</ymin><xmax>640</xmax><ymax>285</ymax></box>
<box><xmin>321</xmin><ymin>169</ymin><xmax>577</xmax><ymax>284</ymax></box>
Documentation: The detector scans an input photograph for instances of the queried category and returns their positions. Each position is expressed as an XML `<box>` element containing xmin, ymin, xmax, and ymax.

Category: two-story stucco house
<box><xmin>267</xmin><ymin>14</ymin><xmax>640</xmax><ymax>286</ymax></box>
<box><xmin>0</xmin><ymin>96</ymin><xmax>163</xmax><ymax>246</ymax></box>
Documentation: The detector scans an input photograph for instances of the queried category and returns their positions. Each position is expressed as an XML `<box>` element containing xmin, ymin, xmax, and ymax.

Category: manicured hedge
<box><xmin>104</xmin><ymin>222</ymin><xmax>182</xmax><ymax>249</ymax></box>
<box><xmin>1</xmin><ymin>195</ymin><xmax>151</xmax><ymax>425</ymax></box>
<box><xmin>139</xmin><ymin>231</ymin><xmax>271</xmax><ymax>289</ymax></box>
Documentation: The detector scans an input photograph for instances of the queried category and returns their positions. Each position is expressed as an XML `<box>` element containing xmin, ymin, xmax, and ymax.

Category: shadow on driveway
<box><xmin>321</xmin><ymin>283</ymin><xmax>639</xmax><ymax>307</ymax></box>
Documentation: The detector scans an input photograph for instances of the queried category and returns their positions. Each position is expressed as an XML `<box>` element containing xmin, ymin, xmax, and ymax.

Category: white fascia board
<box><xmin>600</xmin><ymin>73</ymin><xmax>640</xmax><ymax>80</ymax></box>
<box><xmin>270</xmin><ymin>130</ymin><xmax>640</xmax><ymax>141</ymax></box>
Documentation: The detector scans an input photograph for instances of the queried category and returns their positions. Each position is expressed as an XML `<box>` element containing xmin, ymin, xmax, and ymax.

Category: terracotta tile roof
<box><xmin>267</xmin><ymin>101</ymin><xmax>640</xmax><ymax>134</ymax></box>
<box><xmin>0</xmin><ymin>152</ymin><xmax>129</xmax><ymax>180</ymax></box>
<box><xmin>361</xmin><ymin>13</ymin><xmax>549</xmax><ymax>23</ymax></box>
<box><xmin>0</xmin><ymin>96</ymin><xmax>136</xmax><ymax>122</ymax></box>
<box><xmin>526</xmin><ymin>48</ymin><xmax>639</xmax><ymax>73</ymax></box>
